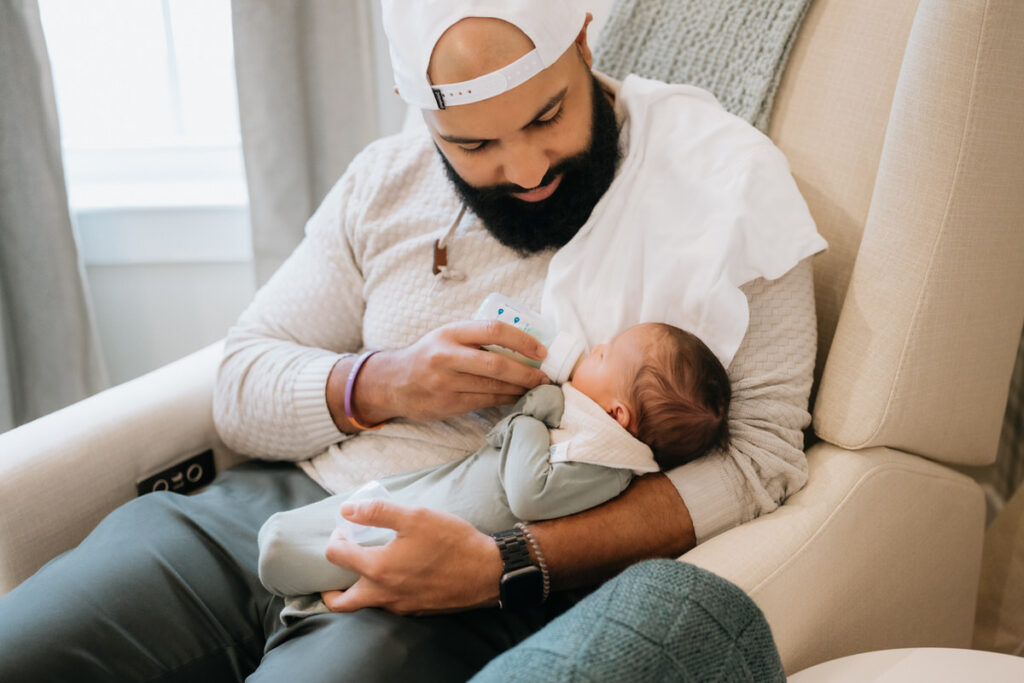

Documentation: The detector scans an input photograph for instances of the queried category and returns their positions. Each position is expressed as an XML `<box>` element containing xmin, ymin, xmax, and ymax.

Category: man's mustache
<box><xmin>467</xmin><ymin>154</ymin><xmax>584</xmax><ymax>200</ymax></box>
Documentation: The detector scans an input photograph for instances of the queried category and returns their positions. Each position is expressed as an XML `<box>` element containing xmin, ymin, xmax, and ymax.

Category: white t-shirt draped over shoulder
<box><xmin>544</xmin><ymin>73</ymin><xmax>826</xmax><ymax>368</ymax></box>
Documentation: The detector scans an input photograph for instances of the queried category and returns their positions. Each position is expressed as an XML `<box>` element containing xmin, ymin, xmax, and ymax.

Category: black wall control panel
<box><xmin>137</xmin><ymin>449</ymin><xmax>216</xmax><ymax>496</ymax></box>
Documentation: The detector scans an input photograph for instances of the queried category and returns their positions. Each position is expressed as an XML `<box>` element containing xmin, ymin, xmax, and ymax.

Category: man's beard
<box><xmin>439</xmin><ymin>73</ymin><xmax>622</xmax><ymax>255</ymax></box>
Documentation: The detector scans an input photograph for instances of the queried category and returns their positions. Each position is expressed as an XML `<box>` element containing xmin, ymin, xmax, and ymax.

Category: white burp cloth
<box><xmin>541</xmin><ymin>75</ymin><xmax>827</xmax><ymax>369</ymax></box>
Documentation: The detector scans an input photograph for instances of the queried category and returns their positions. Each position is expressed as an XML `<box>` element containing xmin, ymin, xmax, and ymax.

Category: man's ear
<box><xmin>575</xmin><ymin>12</ymin><xmax>594</xmax><ymax>68</ymax></box>
<box><xmin>608</xmin><ymin>400</ymin><xmax>633</xmax><ymax>432</ymax></box>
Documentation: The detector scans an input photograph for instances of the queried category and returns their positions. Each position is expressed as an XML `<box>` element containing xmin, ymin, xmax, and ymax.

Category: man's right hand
<box><xmin>327</xmin><ymin>320</ymin><xmax>550</xmax><ymax>429</ymax></box>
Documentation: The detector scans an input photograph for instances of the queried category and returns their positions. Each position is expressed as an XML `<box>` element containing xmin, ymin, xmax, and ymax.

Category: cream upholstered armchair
<box><xmin>1</xmin><ymin>0</ymin><xmax>1022</xmax><ymax>674</ymax></box>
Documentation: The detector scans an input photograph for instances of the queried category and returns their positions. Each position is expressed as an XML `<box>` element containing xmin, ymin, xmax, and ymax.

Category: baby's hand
<box><xmin>519</xmin><ymin>384</ymin><xmax>564</xmax><ymax>427</ymax></box>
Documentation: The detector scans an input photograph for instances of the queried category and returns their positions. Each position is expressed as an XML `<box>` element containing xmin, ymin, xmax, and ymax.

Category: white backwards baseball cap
<box><xmin>381</xmin><ymin>0</ymin><xmax>588</xmax><ymax>110</ymax></box>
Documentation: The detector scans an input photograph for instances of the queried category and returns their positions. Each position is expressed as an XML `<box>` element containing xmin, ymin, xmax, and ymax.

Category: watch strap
<box><xmin>492</xmin><ymin>528</ymin><xmax>533</xmax><ymax>573</ymax></box>
<box><xmin>492</xmin><ymin>527</ymin><xmax>544</xmax><ymax>610</ymax></box>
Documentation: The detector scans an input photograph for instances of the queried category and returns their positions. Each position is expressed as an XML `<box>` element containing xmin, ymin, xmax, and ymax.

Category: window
<box><xmin>38</xmin><ymin>0</ymin><xmax>251</xmax><ymax>264</ymax></box>
<box><xmin>38</xmin><ymin>0</ymin><xmax>255</xmax><ymax>384</ymax></box>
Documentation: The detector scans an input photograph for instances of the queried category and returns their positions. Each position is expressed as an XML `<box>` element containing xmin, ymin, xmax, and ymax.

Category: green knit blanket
<box><xmin>472</xmin><ymin>560</ymin><xmax>784</xmax><ymax>682</ymax></box>
<box><xmin>594</xmin><ymin>0</ymin><xmax>813</xmax><ymax>131</ymax></box>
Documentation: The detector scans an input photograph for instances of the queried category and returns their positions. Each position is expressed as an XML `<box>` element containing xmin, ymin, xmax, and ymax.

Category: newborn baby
<box><xmin>258</xmin><ymin>322</ymin><xmax>731</xmax><ymax>619</ymax></box>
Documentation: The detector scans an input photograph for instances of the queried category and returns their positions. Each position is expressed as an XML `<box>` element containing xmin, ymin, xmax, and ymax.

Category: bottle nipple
<box><xmin>541</xmin><ymin>332</ymin><xmax>586</xmax><ymax>384</ymax></box>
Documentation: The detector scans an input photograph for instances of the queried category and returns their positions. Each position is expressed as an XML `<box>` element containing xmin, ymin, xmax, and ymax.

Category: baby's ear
<box><xmin>608</xmin><ymin>401</ymin><xmax>633</xmax><ymax>432</ymax></box>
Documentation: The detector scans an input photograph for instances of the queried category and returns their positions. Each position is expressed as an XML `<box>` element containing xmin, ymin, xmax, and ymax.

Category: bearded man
<box><xmin>0</xmin><ymin>1</ymin><xmax>825</xmax><ymax>680</ymax></box>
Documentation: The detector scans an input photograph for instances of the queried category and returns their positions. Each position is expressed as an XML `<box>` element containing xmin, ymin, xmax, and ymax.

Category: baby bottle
<box><xmin>334</xmin><ymin>480</ymin><xmax>397</xmax><ymax>546</ymax></box>
<box><xmin>473</xmin><ymin>293</ymin><xmax>585</xmax><ymax>384</ymax></box>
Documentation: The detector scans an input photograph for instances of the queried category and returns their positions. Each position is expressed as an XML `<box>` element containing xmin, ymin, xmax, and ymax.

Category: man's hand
<box><xmin>328</xmin><ymin>320</ymin><xmax>550</xmax><ymax>429</ymax></box>
<box><xmin>321</xmin><ymin>499</ymin><xmax>503</xmax><ymax>615</ymax></box>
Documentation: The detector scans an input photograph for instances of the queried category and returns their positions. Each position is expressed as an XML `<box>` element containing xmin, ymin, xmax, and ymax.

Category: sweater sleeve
<box><xmin>213</xmin><ymin>164</ymin><xmax>368</xmax><ymax>460</ymax></box>
<box><xmin>665</xmin><ymin>257</ymin><xmax>817</xmax><ymax>542</ymax></box>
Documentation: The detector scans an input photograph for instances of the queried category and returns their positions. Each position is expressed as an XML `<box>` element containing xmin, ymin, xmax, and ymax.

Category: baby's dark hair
<box><xmin>629</xmin><ymin>323</ymin><xmax>731</xmax><ymax>470</ymax></box>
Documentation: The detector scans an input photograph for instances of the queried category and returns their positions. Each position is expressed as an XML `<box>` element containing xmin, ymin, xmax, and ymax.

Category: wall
<box><xmin>77</xmin><ymin>203</ymin><xmax>255</xmax><ymax>385</ymax></box>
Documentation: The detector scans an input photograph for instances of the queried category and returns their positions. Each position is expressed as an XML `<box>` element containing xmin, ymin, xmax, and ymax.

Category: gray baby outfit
<box><xmin>258</xmin><ymin>383</ymin><xmax>657</xmax><ymax>619</ymax></box>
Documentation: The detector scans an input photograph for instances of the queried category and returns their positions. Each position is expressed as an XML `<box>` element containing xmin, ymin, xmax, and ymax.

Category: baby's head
<box><xmin>569</xmin><ymin>322</ymin><xmax>731</xmax><ymax>469</ymax></box>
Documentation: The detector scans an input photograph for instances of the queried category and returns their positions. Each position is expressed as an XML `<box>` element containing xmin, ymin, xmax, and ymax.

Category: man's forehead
<box><xmin>431</xmin><ymin>85</ymin><xmax>570</xmax><ymax>142</ymax></box>
<box><xmin>426</xmin><ymin>46</ymin><xmax>579</xmax><ymax>140</ymax></box>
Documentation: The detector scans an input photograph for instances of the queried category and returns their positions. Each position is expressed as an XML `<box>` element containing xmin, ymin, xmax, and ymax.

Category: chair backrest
<box><xmin>769</xmin><ymin>0</ymin><xmax>1024</xmax><ymax>466</ymax></box>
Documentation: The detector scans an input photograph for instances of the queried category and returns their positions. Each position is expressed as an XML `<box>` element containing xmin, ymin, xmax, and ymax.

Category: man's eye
<box><xmin>533</xmin><ymin>108</ymin><xmax>564</xmax><ymax>128</ymax></box>
<box><xmin>459</xmin><ymin>141</ymin><xmax>488</xmax><ymax>154</ymax></box>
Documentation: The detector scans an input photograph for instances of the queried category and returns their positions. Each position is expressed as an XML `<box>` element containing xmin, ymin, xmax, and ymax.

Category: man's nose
<box><xmin>502</xmin><ymin>140</ymin><xmax>550</xmax><ymax>190</ymax></box>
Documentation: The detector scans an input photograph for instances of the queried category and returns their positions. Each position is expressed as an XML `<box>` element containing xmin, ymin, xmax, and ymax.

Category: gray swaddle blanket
<box><xmin>594</xmin><ymin>0</ymin><xmax>813</xmax><ymax>131</ymax></box>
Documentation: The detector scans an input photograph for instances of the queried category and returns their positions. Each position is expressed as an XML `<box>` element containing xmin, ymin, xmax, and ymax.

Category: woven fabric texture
<box><xmin>472</xmin><ymin>559</ymin><xmax>784</xmax><ymax>682</ymax></box>
<box><xmin>593</xmin><ymin>0</ymin><xmax>812</xmax><ymax>130</ymax></box>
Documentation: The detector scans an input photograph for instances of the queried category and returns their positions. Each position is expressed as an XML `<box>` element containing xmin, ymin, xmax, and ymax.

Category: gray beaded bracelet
<box><xmin>514</xmin><ymin>522</ymin><xmax>550</xmax><ymax>602</ymax></box>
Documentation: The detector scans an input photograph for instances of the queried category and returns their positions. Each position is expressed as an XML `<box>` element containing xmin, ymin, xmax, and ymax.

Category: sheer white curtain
<box><xmin>231</xmin><ymin>0</ymin><xmax>388</xmax><ymax>285</ymax></box>
<box><xmin>0</xmin><ymin>0</ymin><xmax>106</xmax><ymax>432</ymax></box>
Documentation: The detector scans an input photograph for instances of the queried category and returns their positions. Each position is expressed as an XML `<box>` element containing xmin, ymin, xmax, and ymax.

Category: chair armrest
<box><xmin>682</xmin><ymin>442</ymin><xmax>985</xmax><ymax>674</ymax></box>
<box><xmin>0</xmin><ymin>340</ymin><xmax>248</xmax><ymax>595</ymax></box>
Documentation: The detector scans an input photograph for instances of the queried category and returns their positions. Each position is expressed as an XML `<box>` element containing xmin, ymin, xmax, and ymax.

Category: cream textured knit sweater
<box><xmin>214</xmin><ymin>102</ymin><xmax>816</xmax><ymax>545</ymax></box>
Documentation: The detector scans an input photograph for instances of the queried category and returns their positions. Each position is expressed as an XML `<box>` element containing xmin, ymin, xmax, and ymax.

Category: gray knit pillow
<box><xmin>593</xmin><ymin>0</ymin><xmax>812</xmax><ymax>131</ymax></box>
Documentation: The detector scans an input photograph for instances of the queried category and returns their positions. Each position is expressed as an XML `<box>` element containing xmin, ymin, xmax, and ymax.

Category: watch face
<box><xmin>500</xmin><ymin>566</ymin><xmax>544</xmax><ymax>609</ymax></box>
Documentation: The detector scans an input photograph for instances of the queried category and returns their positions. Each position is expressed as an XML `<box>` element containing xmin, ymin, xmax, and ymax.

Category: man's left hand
<box><xmin>322</xmin><ymin>500</ymin><xmax>503</xmax><ymax>615</ymax></box>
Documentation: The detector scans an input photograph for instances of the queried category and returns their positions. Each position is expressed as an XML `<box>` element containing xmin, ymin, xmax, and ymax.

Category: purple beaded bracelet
<box><xmin>344</xmin><ymin>349</ymin><xmax>385</xmax><ymax>431</ymax></box>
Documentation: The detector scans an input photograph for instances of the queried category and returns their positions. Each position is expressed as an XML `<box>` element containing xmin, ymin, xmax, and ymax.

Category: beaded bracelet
<box><xmin>515</xmin><ymin>522</ymin><xmax>550</xmax><ymax>602</ymax></box>
<box><xmin>344</xmin><ymin>349</ymin><xmax>386</xmax><ymax>431</ymax></box>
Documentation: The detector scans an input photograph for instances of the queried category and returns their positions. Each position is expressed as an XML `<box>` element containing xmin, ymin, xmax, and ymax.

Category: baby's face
<box><xmin>569</xmin><ymin>325</ymin><xmax>650</xmax><ymax>410</ymax></box>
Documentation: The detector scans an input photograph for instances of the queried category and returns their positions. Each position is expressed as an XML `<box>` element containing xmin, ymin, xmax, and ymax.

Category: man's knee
<box><xmin>0</xmin><ymin>491</ymin><xmax>266</xmax><ymax>681</ymax></box>
<box><xmin>473</xmin><ymin>560</ymin><xmax>785</xmax><ymax>682</ymax></box>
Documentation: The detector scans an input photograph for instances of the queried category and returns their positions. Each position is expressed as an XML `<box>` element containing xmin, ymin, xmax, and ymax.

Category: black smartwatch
<box><xmin>492</xmin><ymin>527</ymin><xmax>544</xmax><ymax>610</ymax></box>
